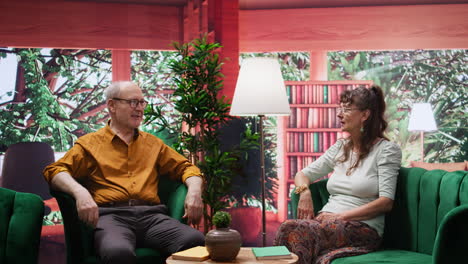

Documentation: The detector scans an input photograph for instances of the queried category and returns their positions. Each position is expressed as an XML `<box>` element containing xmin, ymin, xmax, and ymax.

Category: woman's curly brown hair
<box><xmin>338</xmin><ymin>85</ymin><xmax>389</xmax><ymax>175</ymax></box>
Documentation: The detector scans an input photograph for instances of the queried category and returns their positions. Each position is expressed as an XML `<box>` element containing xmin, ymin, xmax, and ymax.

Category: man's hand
<box><xmin>297</xmin><ymin>190</ymin><xmax>315</xmax><ymax>219</ymax></box>
<box><xmin>183</xmin><ymin>176</ymin><xmax>204</xmax><ymax>227</ymax></box>
<box><xmin>75</xmin><ymin>189</ymin><xmax>99</xmax><ymax>228</ymax></box>
<box><xmin>50</xmin><ymin>171</ymin><xmax>99</xmax><ymax>228</ymax></box>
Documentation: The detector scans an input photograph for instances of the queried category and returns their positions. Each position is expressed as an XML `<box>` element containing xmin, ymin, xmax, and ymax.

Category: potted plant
<box><xmin>223</xmin><ymin>117</ymin><xmax>279</xmax><ymax>244</ymax></box>
<box><xmin>145</xmin><ymin>35</ymin><xmax>258</xmax><ymax>231</ymax></box>
<box><xmin>205</xmin><ymin>211</ymin><xmax>241</xmax><ymax>261</ymax></box>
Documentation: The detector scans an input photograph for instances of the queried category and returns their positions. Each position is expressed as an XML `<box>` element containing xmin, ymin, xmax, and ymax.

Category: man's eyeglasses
<box><xmin>337</xmin><ymin>107</ymin><xmax>360</xmax><ymax>114</ymax></box>
<box><xmin>112</xmin><ymin>98</ymin><xmax>148</xmax><ymax>108</ymax></box>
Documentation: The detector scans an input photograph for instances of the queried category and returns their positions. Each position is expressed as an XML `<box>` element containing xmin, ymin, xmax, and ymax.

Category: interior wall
<box><xmin>1</xmin><ymin>1</ymin><xmax>467</xmax><ymax>52</ymax></box>
<box><xmin>239</xmin><ymin>4</ymin><xmax>468</xmax><ymax>52</ymax></box>
<box><xmin>0</xmin><ymin>0</ymin><xmax>182</xmax><ymax>50</ymax></box>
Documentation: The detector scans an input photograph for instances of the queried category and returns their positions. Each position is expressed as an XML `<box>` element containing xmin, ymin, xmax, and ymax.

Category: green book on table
<box><xmin>252</xmin><ymin>246</ymin><xmax>292</xmax><ymax>260</ymax></box>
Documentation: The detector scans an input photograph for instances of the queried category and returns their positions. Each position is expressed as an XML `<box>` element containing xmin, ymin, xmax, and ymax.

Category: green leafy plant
<box><xmin>212</xmin><ymin>211</ymin><xmax>231</xmax><ymax>228</ymax></box>
<box><xmin>227</xmin><ymin>117</ymin><xmax>278</xmax><ymax>211</ymax></box>
<box><xmin>144</xmin><ymin>35</ymin><xmax>259</xmax><ymax>230</ymax></box>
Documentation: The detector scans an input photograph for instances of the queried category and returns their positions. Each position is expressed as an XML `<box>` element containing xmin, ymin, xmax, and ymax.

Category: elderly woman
<box><xmin>275</xmin><ymin>85</ymin><xmax>402</xmax><ymax>264</ymax></box>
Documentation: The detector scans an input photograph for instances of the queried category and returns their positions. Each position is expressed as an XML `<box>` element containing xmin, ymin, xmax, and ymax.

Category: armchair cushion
<box><xmin>0</xmin><ymin>187</ymin><xmax>44</xmax><ymax>264</ymax></box>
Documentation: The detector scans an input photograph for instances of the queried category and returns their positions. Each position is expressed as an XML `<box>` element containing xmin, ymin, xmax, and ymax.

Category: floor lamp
<box><xmin>230</xmin><ymin>57</ymin><xmax>291</xmax><ymax>246</ymax></box>
<box><xmin>408</xmin><ymin>103</ymin><xmax>437</xmax><ymax>162</ymax></box>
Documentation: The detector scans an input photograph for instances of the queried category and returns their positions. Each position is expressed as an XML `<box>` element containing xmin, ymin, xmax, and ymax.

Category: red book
<box><xmin>289</xmin><ymin>108</ymin><xmax>295</xmax><ymax>128</ymax></box>
<box><xmin>296</xmin><ymin>108</ymin><xmax>302</xmax><ymax>128</ymax></box>
<box><xmin>295</xmin><ymin>85</ymin><xmax>300</xmax><ymax>105</ymax></box>
<box><xmin>298</xmin><ymin>133</ymin><xmax>304</xmax><ymax>152</ymax></box>
<box><xmin>304</xmin><ymin>85</ymin><xmax>309</xmax><ymax>104</ymax></box>
<box><xmin>297</xmin><ymin>155</ymin><xmax>303</xmax><ymax>171</ymax></box>
<box><xmin>291</xmin><ymin>85</ymin><xmax>296</xmax><ymax>104</ymax></box>
<box><xmin>313</xmin><ymin>85</ymin><xmax>317</xmax><ymax>104</ymax></box>
<box><xmin>323</xmin><ymin>132</ymin><xmax>330</xmax><ymax>151</ymax></box>
<box><xmin>309</xmin><ymin>85</ymin><xmax>313</xmax><ymax>104</ymax></box>
<box><xmin>318</xmin><ymin>132</ymin><xmax>323</xmax><ymax>152</ymax></box>
<box><xmin>313</xmin><ymin>108</ymin><xmax>320</xmax><ymax>128</ymax></box>
<box><xmin>316</xmin><ymin>85</ymin><xmax>321</xmax><ymax>104</ymax></box>
<box><xmin>294</xmin><ymin>133</ymin><xmax>299</xmax><ymax>153</ymax></box>
<box><xmin>330</xmin><ymin>132</ymin><xmax>337</xmax><ymax>145</ymax></box>
<box><xmin>321</xmin><ymin>108</ymin><xmax>326</xmax><ymax>128</ymax></box>
<box><xmin>302</xmin><ymin>108</ymin><xmax>307</xmax><ymax>128</ymax></box>
<box><xmin>290</xmin><ymin>157</ymin><xmax>297</xmax><ymax>179</ymax></box>
<box><xmin>337</xmin><ymin>85</ymin><xmax>344</xmax><ymax>98</ymax></box>
<box><xmin>308</xmin><ymin>108</ymin><xmax>313</xmax><ymax>128</ymax></box>
<box><xmin>329</xmin><ymin>85</ymin><xmax>336</xmax><ymax>104</ymax></box>
<box><xmin>304</xmin><ymin>132</ymin><xmax>308</xmax><ymax>153</ymax></box>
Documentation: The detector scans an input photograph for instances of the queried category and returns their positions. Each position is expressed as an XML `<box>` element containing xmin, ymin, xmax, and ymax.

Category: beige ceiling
<box><xmin>87</xmin><ymin>0</ymin><xmax>468</xmax><ymax>9</ymax></box>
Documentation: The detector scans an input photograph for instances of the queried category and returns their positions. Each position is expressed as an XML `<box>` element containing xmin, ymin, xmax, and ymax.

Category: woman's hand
<box><xmin>316</xmin><ymin>212</ymin><xmax>346</xmax><ymax>222</ymax></box>
<box><xmin>297</xmin><ymin>190</ymin><xmax>315</xmax><ymax>219</ymax></box>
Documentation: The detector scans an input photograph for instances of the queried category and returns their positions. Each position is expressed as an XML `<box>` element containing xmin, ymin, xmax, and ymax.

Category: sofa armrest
<box><xmin>433</xmin><ymin>204</ymin><xmax>468</xmax><ymax>264</ymax></box>
<box><xmin>6</xmin><ymin>191</ymin><xmax>44</xmax><ymax>264</ymax></box>
<box><xmin>166</xmin><ymin>183</ymin><xmax>188</xmax><ymax>222</ymax></box>
<box><xmin>291</xmin><ymin>179</ymin><xmax>329</xmax><ymax>218</ymax></box>
<box><xmin>50</xmin><ymin>189</ymin><xmax>95</xmax><ymax>264</ymax></box>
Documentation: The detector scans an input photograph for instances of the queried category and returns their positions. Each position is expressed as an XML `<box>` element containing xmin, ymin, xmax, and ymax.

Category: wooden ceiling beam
<box><xmin>239</xmin><ymin>4</ymin><xmax>468</xmax><ymax>52</ymax></box>
<box><xmin>0</xmin><ymin>0</ymin><xmax>182</xmax><ymax>50</ymax></box>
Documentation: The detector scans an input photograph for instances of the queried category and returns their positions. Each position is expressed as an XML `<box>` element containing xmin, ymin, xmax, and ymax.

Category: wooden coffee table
<box><xmin>166</xmin><ymin>247</ymin><xmax>298</xmax><ymax>264</ymax></box>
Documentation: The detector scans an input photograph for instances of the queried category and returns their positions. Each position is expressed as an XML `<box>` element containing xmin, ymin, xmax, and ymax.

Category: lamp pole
<box><xmin>420</xmin><ymin>131</ymin><xmax>424</xmax><ymax>162</ymax></box>
<box><xmin>229</xmin><ymin>57</ymin><xmax>291</xmax><ymax>248</ymax></box>
<box><xmin>259</xmin><ymin>115</ymin><xmax>267</xmax><ymax>247</ymax></box>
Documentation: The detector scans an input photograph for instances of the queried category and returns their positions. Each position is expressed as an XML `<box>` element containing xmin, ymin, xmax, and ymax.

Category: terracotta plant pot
<box><xmin>228</xmin><ymin>207</ymin><xmax>261</xmax><ymax>244</ymax></box>
<box><xmin>205</xmin><ymin>227</ymin><xmax>242</xmax><ymax>261</ymax></box>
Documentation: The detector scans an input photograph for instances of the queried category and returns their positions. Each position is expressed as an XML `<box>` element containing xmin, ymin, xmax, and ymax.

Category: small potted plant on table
<box><xmin>205</xmin><ymin>211</ymin><xmax>242</xmax><ymax>261</ymax></box>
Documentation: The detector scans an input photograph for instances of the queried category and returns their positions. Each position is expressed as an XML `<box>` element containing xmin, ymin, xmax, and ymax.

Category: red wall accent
<box><xmin>112</xmin><ymin>50</ymin><xmax>131</xmax><ymax>81</ymax></box>
<box><xmin>210</xmin><ymin>0</ymin><xmax>239</xmax><ymax>102</ymax></box>
<box><xmin>310</xmin><ymin>51</ymin><xmax>328</xmax><ymax>81</ymax></box>
<box><xmin>239</xmin><ymin>4</ymin><xmax>468</xmax><ymax>52</ymax></box>
<box><xmin>0</xmin><ymin>0</ymin><xmax>181</xmax><ymax>50</ymax></box>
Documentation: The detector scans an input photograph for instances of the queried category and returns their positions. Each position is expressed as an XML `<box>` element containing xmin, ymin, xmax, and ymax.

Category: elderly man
<box><xmin>44</xmin><ymin>81</ymin><xmax>205</xmax><ymax>264</ymax></box>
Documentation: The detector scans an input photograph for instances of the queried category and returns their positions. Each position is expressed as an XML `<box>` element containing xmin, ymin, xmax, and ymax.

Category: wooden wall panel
<box><xmin>210</xmin><ymin>0</ymin><xmax>239</xmax><ymax>101</ymax></box>
<box><xmin>112</xmin><ymin>50</ymin><xmax>131</xmax><ymax>81</ymax></box>
<box><xmin>0</xmin><ymin>0</ymin><xmax>182</xmax><ymax>50</ymax></box>
<box><xmin>239</xmin><ymin>4</ymin><xmax>468</xmax><ymax>52</ymax></box>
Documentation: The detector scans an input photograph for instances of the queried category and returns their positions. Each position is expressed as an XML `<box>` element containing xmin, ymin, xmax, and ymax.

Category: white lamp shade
<box><xmin>408</xmin><ymin>103</ymin><xmax>438</xmax><ymax>132</ymax></box>
<box><xmin>230</xmin><ymin>58</ymin><xmax>291</xmax><ymax>116</ymax></box>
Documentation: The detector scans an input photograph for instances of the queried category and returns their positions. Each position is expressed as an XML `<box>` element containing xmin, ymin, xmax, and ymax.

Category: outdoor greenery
<box><xmin>329</xmin><ymin>50</ymin><xmax>467</xmax><ymax>164</ymax></box>
<box><xmin>0</xmin><ymin>48</ymin><xmax>111</xmax><ymax>152</ymax></box>
<box><xmin>242</xmin><ymin>51</ymin><xmax>467</xmax><ymax>164</ymax></box>
<box><xmin>1</xmin><ymin>48</ymin><xmax>466</xmax><ymax>226</ymax></box>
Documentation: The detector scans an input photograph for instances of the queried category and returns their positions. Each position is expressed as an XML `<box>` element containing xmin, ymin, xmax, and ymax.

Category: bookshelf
<box><xmin>276</xmin><ymin>80</ymin><xmax>373</xmax><ymax>222</ymax></box>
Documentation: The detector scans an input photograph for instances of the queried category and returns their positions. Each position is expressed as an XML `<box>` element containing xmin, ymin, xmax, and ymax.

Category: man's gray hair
<box><xmin>104</xmin><ymin>81</ymin><xmax>137</xmax><ymax>101</ymax></box>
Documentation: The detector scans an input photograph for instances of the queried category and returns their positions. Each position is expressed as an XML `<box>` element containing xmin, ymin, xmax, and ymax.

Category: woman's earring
<box><xmin>360</xmin><ymin>125</ymin><xmax>364</xmax><ymax>133</ymax></box>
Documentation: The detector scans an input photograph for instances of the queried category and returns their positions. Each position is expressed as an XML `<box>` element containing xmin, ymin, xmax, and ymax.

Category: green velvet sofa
<box><xmin>291</xmin><ymin>167</ymin><xmax>468</xmax><ymax>264</ymax></box>
<box><xmin>51</xmin><ymin>176</ymin><xmax>188</xmax><ymax>264</ymax></box>
<box><xmin>0</xmin><ymin>187</ymin><xmax>45</xmax><ymax>264</ymax></box>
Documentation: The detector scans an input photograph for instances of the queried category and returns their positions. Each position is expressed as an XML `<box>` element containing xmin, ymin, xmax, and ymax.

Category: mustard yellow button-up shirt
<box><xmin>43</xmin><ymin>124</ymin><xmax>202</xmax><ymax>205</ymax></box>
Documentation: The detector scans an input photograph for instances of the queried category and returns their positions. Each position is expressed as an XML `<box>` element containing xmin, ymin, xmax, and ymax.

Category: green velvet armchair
<box><xmin>51</xmin><ymin>176</ymin><xmax>188</xmax><ymax>264</ymax></box>
<box><xmin>0</xmin><ymin>187</ymin><xmax>45</xmax><ymax>264</ymax></box>
<box><xmin>291</xmin><ymin>167</ymin><xmax>468</xmax><ymax>264</ymax></box>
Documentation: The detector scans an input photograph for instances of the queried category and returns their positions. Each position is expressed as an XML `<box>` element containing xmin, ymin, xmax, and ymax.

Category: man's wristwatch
<box><xmin>294</xmin><ymin>184</ymin><xmax>309</xmax><ymax>194</ymax></box>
